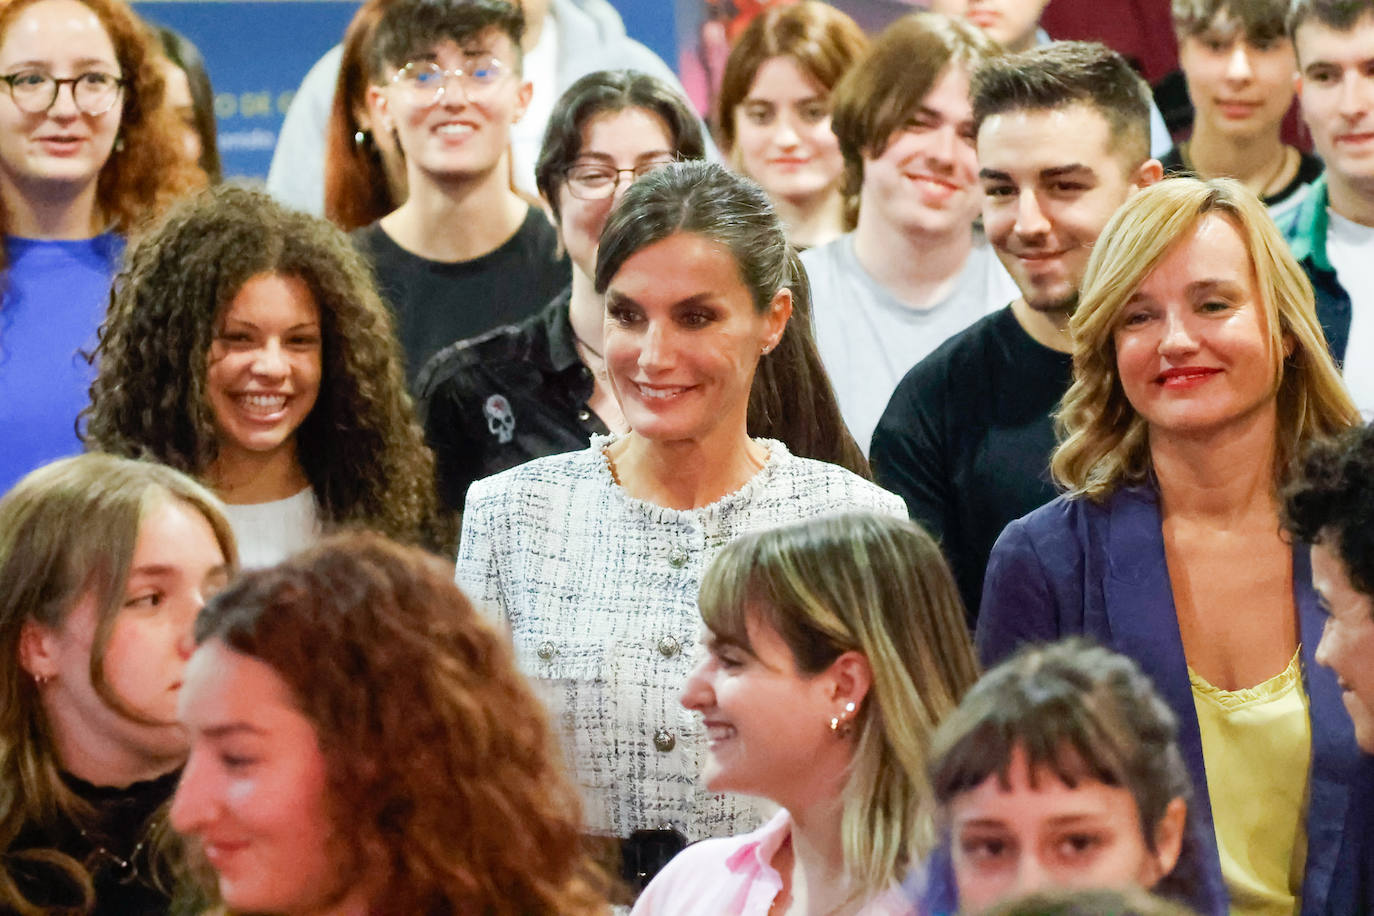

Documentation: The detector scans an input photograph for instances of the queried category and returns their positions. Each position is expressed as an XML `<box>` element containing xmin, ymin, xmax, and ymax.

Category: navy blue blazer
<box><xmin>976</xmin><ymin>485</ymin><xmax>1370</xmax><ymax>916</ymax></box>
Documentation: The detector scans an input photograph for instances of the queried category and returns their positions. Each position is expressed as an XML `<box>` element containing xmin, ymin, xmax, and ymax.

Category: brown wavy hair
<box><xmin>0</xmin><ymin>0</ymin><xmax>204</xmax><ymax>256</ymax></box>
<box><xmin>188</xmin><ymin>531</ymin><xmax>606</xmax><ymax>915</ymax></box>
<box><xmin>0</xmin><ymin>454</ymin><xmax>235</xmax><ymax>916</ymax></box>
<box><xmin>323</xmin><ymin>0</ymin><xmax>403</xmax><ymax>230</ymax></box>
<box><xmin>81</xmin><ymin>185</ymin><xmax>449</xmax><ymax>550</ymax></box>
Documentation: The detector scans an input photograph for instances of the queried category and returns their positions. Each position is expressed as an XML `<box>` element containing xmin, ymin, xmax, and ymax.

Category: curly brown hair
<box><xmin>82</xmin><ymin>185</ymin><xmax>448</xmax><ymax>549</ymax></box>
<box><xmin>189</xmin><ymin>531</ymin><xmax>607</xmax><ymax>915</ymax></box>
<box><xmin>0</xmin><ymin>0</ymin><xmax>204</xmax><ymax>248</ymax></box>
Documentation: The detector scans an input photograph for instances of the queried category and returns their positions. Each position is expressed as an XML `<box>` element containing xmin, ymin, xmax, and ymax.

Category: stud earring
<box><xmin>829</xmin><ymin>700</ymin><xmax>857</xmax><ymax>736</ymax></box>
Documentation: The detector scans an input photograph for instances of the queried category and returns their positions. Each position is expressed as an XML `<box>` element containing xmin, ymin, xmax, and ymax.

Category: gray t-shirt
<box><xmin>801</xmin><ymin>231</ymin><xmax>1019</xmax><ymax>452</ymax></box>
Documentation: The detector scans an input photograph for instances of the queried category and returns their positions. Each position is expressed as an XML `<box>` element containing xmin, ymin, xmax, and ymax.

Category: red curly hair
<box><xmin>189</xmin><ymin>531</ymin><xmax>607</xmax><ymax>915</ymax></box>
<box><xmin>0</xmin><ymin>0</ymin><xmax>204</xmax><ymax>243</ymax></box>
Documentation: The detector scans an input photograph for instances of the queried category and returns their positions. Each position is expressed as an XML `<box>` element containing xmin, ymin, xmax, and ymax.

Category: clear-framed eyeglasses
<box><xmin>0</xmin><ymin>70</ymin><xmax>125</xmax><ymax>116</ymax></box>
<box><xmin>562</xmin><ymin>157</ymin><xmax>679</xmax><ymax>200</ymax></box>
<box><xmin>390</xmin><ymin>57</ymin><xmax>507</xmax><ymax>107</ymax></box>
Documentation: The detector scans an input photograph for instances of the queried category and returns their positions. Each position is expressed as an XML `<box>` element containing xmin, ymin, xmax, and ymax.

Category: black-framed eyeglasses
<box><xmin>0</xmin><ymin>70</ymin><xmax>125</xmax><ymax>115</ymax></box>
<box><xmin>562</xmin><ymin>157</ymin><xmax>678</xmax><ymax>200</ymax></box>
<box><xmin>389</xmin><ymin>58</ymin><xmax>507</xmax><ymax>107</ymax></box>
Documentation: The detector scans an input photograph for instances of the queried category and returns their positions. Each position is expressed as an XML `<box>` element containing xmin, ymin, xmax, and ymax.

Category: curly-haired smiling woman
<box><xmin>83</xmin><ymin>185</ymin><xmax>446</xmax><ymax>565</ymax></box>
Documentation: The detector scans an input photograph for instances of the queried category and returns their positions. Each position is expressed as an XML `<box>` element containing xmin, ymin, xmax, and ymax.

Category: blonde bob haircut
<box><xmin>1052</xmin><ymin>176</ymin><xmax>1359</xmax><ymax>500</ymax></box>
<box><xmin>0</xmin><ymin>453</ymin><xmax>236</xmax><ymax>914</ymax></box>
<box><xmin>697</xmin><ymin>512</ymin><xmax>980</xmax><ymax>899</ymax></box>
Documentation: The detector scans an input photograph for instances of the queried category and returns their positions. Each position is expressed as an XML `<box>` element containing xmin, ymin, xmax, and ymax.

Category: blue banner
<box><xmin>133</xmin><ymin>1</ymin><xmax>359</xmax><ymax>181</ymax></box>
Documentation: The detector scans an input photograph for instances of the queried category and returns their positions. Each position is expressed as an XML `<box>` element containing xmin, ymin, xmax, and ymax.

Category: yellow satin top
<box><xmin>1190</xmin><ymin>650</ymin><xmax>1310</xmax><ymax>916</ymax></box>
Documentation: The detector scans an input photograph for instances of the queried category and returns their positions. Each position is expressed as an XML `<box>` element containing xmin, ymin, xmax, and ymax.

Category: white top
<box><xmin>1326</xmin><ymin>207</ymin><xmax>1374</xmax><ymax>420</ymax></box>
<box><xmin>801</xmin><ymin>232</ymin><xmax>1019</xmax><ymax>453</ymax></box>
<box><xmin>455</xmin><ymin>436</ymin><xmax>906</xmax><ymax>838</ymax></box>
<box><xmin>220</xmin><ymin>487</ymin><xmax>322</xmax><ymax>569</ymax></box>
<box><xmin>631</xmin><ymin>810</ymin><xmax>915</xmax><ymax>916</ymax></box>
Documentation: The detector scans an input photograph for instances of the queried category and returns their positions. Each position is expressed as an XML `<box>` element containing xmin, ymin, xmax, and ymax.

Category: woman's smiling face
<box><xmin>602</xmin><ymin>231</ymin><xmax>788</xmax><ymax>448</ymax></box>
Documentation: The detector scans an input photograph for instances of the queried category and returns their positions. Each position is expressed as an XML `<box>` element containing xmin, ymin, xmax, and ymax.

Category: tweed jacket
<box><xmin>456</xmin><ymin>436</ymin><xmax>906</xmax><ymax>839</ymax></box>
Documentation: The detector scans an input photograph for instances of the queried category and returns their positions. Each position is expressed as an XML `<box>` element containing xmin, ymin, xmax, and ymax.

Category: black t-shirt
<box><xmin>416</xmin><ymin>290</ymin><xmax>605</xmax><ymax>512</ymax></box>
<box><xmin>352</xmin><ymin>206</ymin><xmax>570</xmax><ymax>389</ymax></box>
<box><xmin>870</xmin><ymin>305</ymin><xmax>1073</xmax><ymax>625</ymax></box>
<box><xmin>1158</xmin><ymin>146</ymin><xmax>1325</xmax><ymax>211</ymax></box>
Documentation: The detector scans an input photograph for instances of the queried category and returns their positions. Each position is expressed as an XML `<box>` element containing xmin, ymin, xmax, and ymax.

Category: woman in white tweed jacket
<box><xmin>456</xmin><ymin>161</ymin><xmax>904</xmax><ymax>886</ymax></box>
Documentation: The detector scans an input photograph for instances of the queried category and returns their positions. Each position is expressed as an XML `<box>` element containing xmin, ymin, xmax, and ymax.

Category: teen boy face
<box><xmin>859</xmin><ymin>65</ymin><xmax>983</xmax><ymax>240</ymax></box>
<box><xmin>1295</xmin><ymin>11</ymin><xmax>1374</xmax><ymax>199</ymax></box>
<box><xmin>372</xmin><ymin>27</ymin><xmax>532</xmax><ymax>184</ymax></box>
<box><xmin>977</xmin><ymin>103</ymin><xmax>1160</xmax><ymax>314</ymax></box>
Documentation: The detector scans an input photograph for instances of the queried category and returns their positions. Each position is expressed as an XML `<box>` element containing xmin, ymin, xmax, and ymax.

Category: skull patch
<box><xmin>483</xmin><ymin>394</ymin><xmax>516</xmax><ymax>444</ymax></box>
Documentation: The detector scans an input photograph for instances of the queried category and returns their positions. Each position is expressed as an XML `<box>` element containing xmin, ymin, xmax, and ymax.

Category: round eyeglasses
<box><xmin>562</xmin><ymin>158</ymin><xmax>678</xmax><ymax>200</ymax></box>
<box><xmin>390</xmin><ymin>58</ymin><xmax>507</xmax><ymax>107</ymax></box>
<box><xmin>1</xmin><ymin>70</ymin><xmax>125</xmax><ymax>116</ymax></box>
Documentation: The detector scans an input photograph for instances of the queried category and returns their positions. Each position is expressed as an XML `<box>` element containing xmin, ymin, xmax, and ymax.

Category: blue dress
<box><xmin>0</xmin><ymin>233</ymin><xmax>122</xmax><ymax>494</ymax></box>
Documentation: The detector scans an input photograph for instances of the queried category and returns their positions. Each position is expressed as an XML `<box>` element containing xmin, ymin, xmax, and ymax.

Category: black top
<box><xmin>870</xmin><ymin>305</ymin><xmax>1073</xmax><ymax>625</ymax></box>
<box><xmin>416</xmin><ymin>290</ymin><xmax>606</xmax><ymax>512</ymax></box>
<box><xmin>9</xmin><ymin>768</ymin><xmax>181</xmax><ymax>916</ymax></box>
<box><xmin>352</xmin><ymin>206</ymin><xmax>570</xmax><ymax>390</ymax></box>
<box><xmin>1158</xmin><ymin>146</ymin><xmax>1324</xmax><ymax>210</ymax></box>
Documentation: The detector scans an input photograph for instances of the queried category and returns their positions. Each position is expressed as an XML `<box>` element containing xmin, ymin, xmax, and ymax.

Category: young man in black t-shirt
<box><xmin>870</xmin><ymin>42</ymin><xmax>1163</xmax><ymax>622</ymax></box>
<box><xmin>356</xmin><ymin>0</ymin><xmax>568</xmax><ymax>389</ymax></box>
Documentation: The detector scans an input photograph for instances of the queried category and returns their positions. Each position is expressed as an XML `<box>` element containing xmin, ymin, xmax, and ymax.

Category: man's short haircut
<box><xmin>1287</xmin><ymin>0</ymin><xmax>1374</xmax><ymax>40</ymax></box>
<box><xmin>971</xmin><ymin>41</ymin><xmax>1152</xmax><ymax>169</ymax></box>
<box><xmin>1174</xmin><ymin>0</ymin><xmax>1290</xmax><ymax>46</ymax></box>
<box><xmin>369</xmin><ymin>0</ymin><xmax>525</xmax><ymax>79</ymax></box>
<box><xmin>830</xmin><ymin>12</ymin><xmax>999</xmax><ymax>197</ymax></box>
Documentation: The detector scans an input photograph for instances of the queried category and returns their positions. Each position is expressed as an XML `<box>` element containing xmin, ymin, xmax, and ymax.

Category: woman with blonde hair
<box><xmin>977</xmin><ymin>176</ymin><xmax>1367</xmax><ymax>916</ymax></box>
<box><xmin>634</xmin><ymin>512</ymin><xmax>978</xmax><ymax>915</ymax></box>
<box><xmin>172</xmin><ymin>531</ymin><xmax>605</xmax><ymax>916</ymax></box>
<box><xmin>0</xmin><ymin>453</ymin><xmax>235</xmax><ymax>915</ymax></box>
<box><xmin>715</xmin><ymin>1</ymin><xmax>866</xmax><ymax>249</ymax></box>
<box><xmin>0</xmin><ymin>0</ymin><xmax>204</xmax><ymax>493</ymax></box>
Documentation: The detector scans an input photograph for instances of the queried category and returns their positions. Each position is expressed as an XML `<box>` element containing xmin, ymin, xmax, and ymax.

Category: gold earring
<box><xmin>829</xmin><ymin>700</ymin><xmax>857</xmax><ymax>736</ymax></box>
